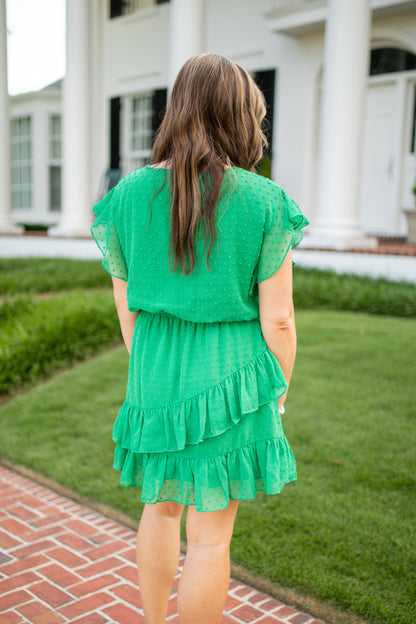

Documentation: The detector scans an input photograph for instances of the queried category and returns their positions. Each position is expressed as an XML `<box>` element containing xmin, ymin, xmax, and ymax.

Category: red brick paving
<box><xmin>0</xmin><ymin>466</ymin><xmax>327</xmax><ymax>623</ymax></box>
<box><xmin>0</xmin><ymin>611</ymin><xmax>23</xmax><ymax>624</ymax></box>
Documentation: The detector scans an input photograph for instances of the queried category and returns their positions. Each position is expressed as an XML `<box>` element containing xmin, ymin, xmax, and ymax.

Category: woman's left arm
<box><xmin>112</xmin><ymin>276</ymin><xmax>139</xmax><ymax>354</ymax></box>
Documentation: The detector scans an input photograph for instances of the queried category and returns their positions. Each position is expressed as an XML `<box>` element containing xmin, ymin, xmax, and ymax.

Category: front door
<box><xmin>359</xmin><ymin>80</ymin><xmax>398</xmax><ymax>235</ymax></box>
<box><xmin>402</xmin><ymin>81</ymin><xmax>416</xmax><ymax>213</ymax></box>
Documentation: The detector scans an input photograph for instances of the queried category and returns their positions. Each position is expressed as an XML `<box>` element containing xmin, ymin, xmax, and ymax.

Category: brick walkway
<box><xmin>0</xmin><ymin>466</ymin><xmax>326</xmax><ymax>624</ymax></box>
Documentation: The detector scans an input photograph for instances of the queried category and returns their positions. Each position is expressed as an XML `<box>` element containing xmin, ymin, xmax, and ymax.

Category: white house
<box><xmin>9</xmin><ymin>80</ymin><xmax>62</xmax><ymax>229</ymax></box>
<box><xmin>1</xmin><ymin>0</ymin><xmax>416</xmax><ymax>250</ymax></box>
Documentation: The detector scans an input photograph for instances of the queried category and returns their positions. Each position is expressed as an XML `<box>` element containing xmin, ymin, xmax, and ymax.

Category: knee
<box><xmin>151</xmin><ymin>501</ymin><xmax>184</xmax><ymax>519</ymax></box>
<box><xmin>187</xmin><ymin>530</ymin><xmax>232</xmax><ymax>549</ymax></box>
<box><xmin>186</xmin><ymin>501</ymin><xmax>238</xmax><ymax>547</ymax></box>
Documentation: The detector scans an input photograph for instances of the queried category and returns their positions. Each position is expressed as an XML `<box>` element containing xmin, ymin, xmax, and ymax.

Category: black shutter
<box><xmin>253</xmin><ymin>69</ymin><xmax>275</xmax><ymax>178</ymax></box>
<box><xmin>151</xmin><ymin>88</ymin><xmax>168</xmax><ymax>142</ymax></box>
<box><xmin>253</xmin><ymin>69</ymin><xmax>275</xmax><ymax>157</ymax></box>
<box><xmin>110</xmin><ymin>97</ymin><xmax>121</xmax><ymax>170</ymax></box>
<box><xmin>110</xmin><ymin>0</ymin><xmax>123</xmax><ymax>18</ymax></box>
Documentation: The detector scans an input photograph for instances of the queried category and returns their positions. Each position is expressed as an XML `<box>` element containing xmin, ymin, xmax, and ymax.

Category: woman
<box><xmin>91</xmin><ymin>53</ymin><xmax>309</xmax><ymax>624</ymax></box>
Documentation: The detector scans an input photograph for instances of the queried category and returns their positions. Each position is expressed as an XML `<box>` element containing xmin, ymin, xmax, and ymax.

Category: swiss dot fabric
<box><xmin>91</xmin><ymin>166</ymin><xmax>309</xmax><ymax>511</ymax></box>
<box><xmin>91</xmin><ymin>196</ymin><xmax>128</xmax><ymax>281</ymax></box>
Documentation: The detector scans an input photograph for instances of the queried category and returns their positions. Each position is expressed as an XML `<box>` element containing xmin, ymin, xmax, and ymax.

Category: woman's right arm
<box><xmin>258</xmin><ymin>249</ymin><xmax>297</xmax><ymax>409</ymax></box>
<box><xmin>112</xmin><ymin>276</ymin><xmax>139</xmax><ymax>355</ymax></box>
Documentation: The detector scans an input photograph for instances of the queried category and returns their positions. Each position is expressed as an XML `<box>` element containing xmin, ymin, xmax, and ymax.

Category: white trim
<box><xmin>371</xmin><ymin>30</ymin><xmax>416</xmax><ymax>56</ymax></box>
<box><xmin>119</xmin><ymin>70</ymin><xmax>161</xmax><ymax>84</ymax></box>
<box><xmin>367</xmin><ymin>69</ymin><xmax>416</xmax><ymax>85</ymax></box>
<box><xmin>394</xmin><ymin>76</ymin><xmax>408</xmax><ymax>231</ymax></box>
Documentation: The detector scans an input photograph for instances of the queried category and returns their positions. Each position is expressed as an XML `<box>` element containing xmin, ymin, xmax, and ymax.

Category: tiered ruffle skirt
<box><xmin>113</xmin><ymin>310</ymin><xmax>297</xmax><ymax>511</ymax></box>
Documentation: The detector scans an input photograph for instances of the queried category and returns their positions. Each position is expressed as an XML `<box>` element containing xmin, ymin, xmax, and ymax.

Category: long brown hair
<box><xmin>152</xmin><ymin>53</ymin><xmax>267</xmax><ymax>274</ymax></box>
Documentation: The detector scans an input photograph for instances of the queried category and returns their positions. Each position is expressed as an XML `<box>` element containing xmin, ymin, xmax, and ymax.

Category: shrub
<box><xmin>294</xmin><ymin>268</ymin><xmax>416</xmax><ymax>317</ymax></box>
<box><xmin>0</xmin><ymin>258</ymin><xmax>110</xmax><ymax>295</ymax></box>
<box><xmin>1</xmin><ymin>258</ymin><xmax>415</xmax><ymax>317</ymax></box>
<box><xmin>0</xmin><ymin>297</ymin><xmax>35</xmax><ymax>322</ymax></box>
<box><xmin>0</xmin><ymin>289</ymin><xmax>121</xmax><ymax>396</ymax></box>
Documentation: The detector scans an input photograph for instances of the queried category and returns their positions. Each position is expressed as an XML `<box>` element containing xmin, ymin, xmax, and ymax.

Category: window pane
<box><xmin>21</xmin><ymin>117</ymin><xmax>29</xmax><ymax>136</ymax></box>
<box><xmin>130</xmin><ymin>95</ymin><xmax>153</xmax><ymax>153</ymax></box>
<box><xmin>10</xmin><ymin>116</ymin><xmax>32</xmax><ymax>209</ymax></box>
<box><xmin>11</xmin><ymin>142</ymin><xmax>18</xmax><ymax>161</ymax></box>
<box><xmin>10</xmin><ymin>120</ymin><xmax>18</xmax><ymax>138</ymax></box>
<box><xmin>51</xmin><ymin>115</ymin><xmax>61</xmax><ymax>135</ymax></box>
<box><xmin>370</xmin><ymin>47</ymin><xmax>416</xmax><ymax>76</ymax></box>
<box><xmin>51</xmin><ymin>139</ymin><xmax>60</xmax><ymax>160</ymax></box>
<box><xmin>22</xmin><ymin>140</ymin><xmax>30</xmax><ymax>160</ymax></box>
<box><xmin>20</xmin><ymin>190</ymin><xmax>31</xmax><ymax>209</ymax></box>
<box><xmin>12</xmin><ymin>190</ymin><xmax>19</xmax><ymax>209</ymax></box>
<box><xmin>49</xmin><ymin>114</ymin><xmax>62</xmax><ymax>160</ymax></box>
<box><xmin>49</xmin><ymin>166</ymin><xmax>62</xmax><ymax>211</ymax></box>
<box><xmin>21</xmin><ymin>165</ymin><xmax>29</xmax><ymax>185</ymax></box>
<box><xmin>11</xmin><ymin>166</ymin><xmax>20</xmax><ymax>186</ymax></box>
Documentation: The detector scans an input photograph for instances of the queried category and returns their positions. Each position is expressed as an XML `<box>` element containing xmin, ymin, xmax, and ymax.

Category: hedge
<box><xmin>1</xmin><ymin>258</ymin><xmax>416</xmax><ymax>317</ymax></box>
<box><xmin>0</xmin><ymin>289</ymin><xmax>121</xmax><ymax>396</ymax></box>
<box><xmin>0</xmin><ymin>258</ymin><xmax>110</xmax><ymax>295</ymax></box>
<box><xmin>293</xmin><ymin>268</ymin><xmax>416</xmax><ymax>317</ymax></box>
<box><xmin>1</xmin><ymin>260</ymin><xmax>415</xmax><ymax>397</ymax></box>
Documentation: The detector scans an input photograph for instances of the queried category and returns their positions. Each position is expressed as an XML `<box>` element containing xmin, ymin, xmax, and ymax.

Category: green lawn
<box><xmin>0</xmin><ymin>310</ymin><xmax>414</xmax><ymax>624</ymax></box>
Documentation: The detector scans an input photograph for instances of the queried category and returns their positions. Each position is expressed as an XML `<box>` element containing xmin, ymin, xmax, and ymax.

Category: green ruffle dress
<box><xmin>91</xmin><ymin>165</ymin><xmax>309</xmax><ymax>512</ymax></box>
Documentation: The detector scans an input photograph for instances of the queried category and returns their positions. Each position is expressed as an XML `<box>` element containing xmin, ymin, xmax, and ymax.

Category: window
<box><xmin>111</xmin><ymin>89</ymin><xmax>166</xmax><ymax>185</ymax></box>
<box><xmin>125</xmin><ymin>94</ymin><xmax>154</xmax><ymax>172</ymax></box>
<box><xmin>10</xmin><ymin>116</ymin><xmax>32</xmax><ymax>210</ymax></box>
<box><xmin>48</xmin><ymin>115</ymin><xmax>62</xmax><ymax>212</ymax></box>
<box><xmin>370</xmin><ymin>48</ymin><xmax>416</xmax><ymax>76</ymax></box>
<box><xmin>110</xmin><ymin>0</ymin><xmax>169</xmax><ymax>18</ymax></box>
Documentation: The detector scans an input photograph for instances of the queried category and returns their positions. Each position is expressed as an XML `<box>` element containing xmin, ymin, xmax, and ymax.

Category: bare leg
<box><xmin>136</xmin><ymin>501</ymin><xmax>184</xmax><ymax>624</ymax></box>
<box><xmin>178</xmin><ymin>500</ymin><xmax>239</xmax><ymax>624</ymax></box>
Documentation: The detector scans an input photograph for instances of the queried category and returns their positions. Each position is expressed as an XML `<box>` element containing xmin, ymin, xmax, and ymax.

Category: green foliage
<box><xmin>0</xmin><ymin>257</ymin><xmax>110</xmax><ymax>295</ymax></box>
<box><xmin>0</xmin><ymin>296</ymin><xmax>34</xmax><ymax>322</ymax></box>
<box><xmin>294</xmin><ymin>268</ymin><xmax>416</xmax><ymax>317</ymax></box>
<box><xmin>257</xmin><ymin>155</ymin><xmax>272</xmax><ymax>179</ymax></box>
<box><xmin>0</xmin><ymin>289</ymin><xmax>121</xmax><ymax>396</ymax></box>
<box><xmin>2</xmin><ymin>258</ymin><xmax>416</xmax><ymax>317</ymax></box>
<box><xmin>0</xmin><ymin>311</ymin><xmax>415</xmax><ymax>624</ymax></box>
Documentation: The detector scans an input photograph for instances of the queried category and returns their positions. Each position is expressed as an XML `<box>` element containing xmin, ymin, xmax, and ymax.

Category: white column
<box><xmin>49</xmin><ymin>0</ymin><xmax>91</xmax><ymax>237</ymax></box>
<box><xmin>309</xmin><ymin>0</ymin><xmax>376</xmax><ymax>250</ymax></box>
<box><xmin>168</xmin><ymin>0</ymin><xmax>204</xmax><ymax>89</ymax></box>
<box><xmin>0</xmin><ymin>0</ymin><xmax>22</xmax><ymax>234</ymax></box>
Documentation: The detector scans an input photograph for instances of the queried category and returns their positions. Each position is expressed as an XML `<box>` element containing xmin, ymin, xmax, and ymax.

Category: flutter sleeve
<box><xmin>91</xmin><ymin>185</ymin><xmax>128</xmax><ymax>281</ymax></box>
<box><xmin>257</xmin><ymin>186</ymin><xmax>309</xmax><ymax>283</ymax></box>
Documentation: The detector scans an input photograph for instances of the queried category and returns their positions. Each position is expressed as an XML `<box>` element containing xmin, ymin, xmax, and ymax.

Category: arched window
<box><xmin>370</xmin><ymin>47</ymin><xmax>416</xmax><ymax>75</ymax></box>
